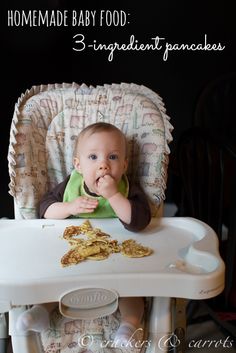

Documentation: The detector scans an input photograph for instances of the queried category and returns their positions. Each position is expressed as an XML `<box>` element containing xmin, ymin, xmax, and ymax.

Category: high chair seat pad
<box><xmin>41</xmin><ymin>306</ymin><xmax>144</xmax><ymax>353</ymax></box>
<box><xmin>8</xmin><ymin>82</ymin><xmax>173</xmax><ymax>219</ymax></box>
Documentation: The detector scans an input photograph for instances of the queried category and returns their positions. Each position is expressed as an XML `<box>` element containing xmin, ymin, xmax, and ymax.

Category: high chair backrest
<box><xmin>8</xmin><ymin>82</ymin><xmax>173</xmax><ymax>219</ymax></box>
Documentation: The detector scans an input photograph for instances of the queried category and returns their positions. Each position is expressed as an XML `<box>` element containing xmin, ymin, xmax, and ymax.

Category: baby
<box><xmin>17</xmin><ymin>122</ymin><xmax>151</xmax><ymax>345</ymax></box>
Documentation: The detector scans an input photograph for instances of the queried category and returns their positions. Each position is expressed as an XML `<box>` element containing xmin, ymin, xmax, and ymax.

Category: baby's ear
<box><xmin>123</xmin><ymin>158</ymin><xmax>128</xmax><ymax>172</ymax></box>
<box><xmin>73</xmin><ymin>157</ymin><xmax>81</xmax><ymax>172</ymax></box>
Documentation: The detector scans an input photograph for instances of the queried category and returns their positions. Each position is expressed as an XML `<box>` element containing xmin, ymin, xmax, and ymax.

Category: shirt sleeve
<box><xmin>39</xmin><ymin>176</ymin><xmax>70</xmax><ymax>218</ymax></box>
<box><xmin>120</xmin><ymin>182</ymin><xmax>151</xmax><ymax>232</ymax></box>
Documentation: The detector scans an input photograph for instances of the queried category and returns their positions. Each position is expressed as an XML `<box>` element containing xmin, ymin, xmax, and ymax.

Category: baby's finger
<box><xmin>86</xmin><ymin>200</ymin><xmax>98</xmax><ymax>207</ymax></box>
<box><xmin>80</xmin><ymin>207</ymin><xmax>97</xmax><ymax>213</ymax></box>
<box><xmin>81</xmin><ymin>197</ymin><xmax>98</xmax><ymax>204</ymax></box>
<box><xmin>80</xmin><ymin>204</ymin><xmax>96</xmax><ymax>213</ymax></box>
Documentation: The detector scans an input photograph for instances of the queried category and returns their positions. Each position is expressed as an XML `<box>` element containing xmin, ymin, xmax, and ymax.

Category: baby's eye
<box><xmin>88</xmin><ymin>154</ymin><xmax>97</xmax><ymax>160</ymax></box>
<box><xmin>109</xmin><ymin>154</ymin><xmax>118</xmax><ymax>160</ymax></box>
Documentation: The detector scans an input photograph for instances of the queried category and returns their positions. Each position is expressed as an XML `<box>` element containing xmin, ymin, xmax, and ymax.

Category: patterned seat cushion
<box><xmin>8</xmin><ymin>82</ymin><xmax>173</xmax><ymax>219</ymax></box>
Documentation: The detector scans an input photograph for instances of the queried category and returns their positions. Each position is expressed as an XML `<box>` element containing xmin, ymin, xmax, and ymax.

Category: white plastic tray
<box><xmin>0</xmin><ymin>217</ymin><xmax>224</xmax><ymax>308</ymax></box>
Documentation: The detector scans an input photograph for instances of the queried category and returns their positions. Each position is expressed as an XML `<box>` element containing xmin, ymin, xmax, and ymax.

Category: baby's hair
<box><xmin>74</xmin><ymin>122</ymin><xmax>128</xmax><ymax>157</ymax></box>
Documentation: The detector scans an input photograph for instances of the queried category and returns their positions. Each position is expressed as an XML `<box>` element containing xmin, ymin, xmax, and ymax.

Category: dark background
<box><xmin>1</xmin><ymin>0</ymin><xmax>235</xmax><ymax>218</ymax></box>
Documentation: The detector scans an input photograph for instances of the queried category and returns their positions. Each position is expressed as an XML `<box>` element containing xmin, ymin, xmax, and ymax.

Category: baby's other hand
<box><xmin>97</xmin><ymin>175</ymin><xmax>118</xmax><ymax>199</ymax></box>
<box><xmin>68</xmin><ymin>196</ymin><xmax>98</xmax><ymax>215</ymax></box>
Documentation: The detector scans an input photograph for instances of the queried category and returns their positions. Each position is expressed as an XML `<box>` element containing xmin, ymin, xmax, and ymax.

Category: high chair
<box><xmin>1</xmin><ymin>83</ymin><xmax>225</xmax><ymax>353</ymax></box>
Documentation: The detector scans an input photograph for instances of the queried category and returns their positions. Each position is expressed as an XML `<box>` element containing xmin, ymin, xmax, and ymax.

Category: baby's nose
<box><xmin>99</xmin><ymin>160</ymin><xmax>109</xmax><ymax>170</ymax></box>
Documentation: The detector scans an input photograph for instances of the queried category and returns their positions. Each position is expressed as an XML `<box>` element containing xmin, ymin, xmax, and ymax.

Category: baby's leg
<box><xmin>16</xmin><ymin>302</ymin><xmax>57</xmax><ymax>333</ymax></box>
<box><xmin>115</xmin><ymin>297</ymin><xmax>144</xmax><ymax>345</ymax></box>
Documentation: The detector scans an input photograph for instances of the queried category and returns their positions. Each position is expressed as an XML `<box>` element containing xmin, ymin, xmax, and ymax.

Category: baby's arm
<box><xmin>97</xmin><ymin>175</ymin><xmax>151</xmax><ymax>231</ymax></box>
<box><xmin>44</xmin><ymin>197</ymin><xmax>98</xmax><ymax>219</ymax></box>
<box><xmin>108</xmin><ymin>193</ymin><xmax>131</xmax><ymax>224</ymax></box>
<box><xmin>97</xmin><ymin>175</ymin><xmax>131</xmax><ymax>224</ymax></box>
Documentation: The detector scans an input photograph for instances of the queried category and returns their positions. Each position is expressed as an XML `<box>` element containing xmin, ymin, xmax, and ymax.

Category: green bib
<box><xmin>63</xmin><ymin>170</ymin><xmax>129</xmax><ymax>218</ymax></box>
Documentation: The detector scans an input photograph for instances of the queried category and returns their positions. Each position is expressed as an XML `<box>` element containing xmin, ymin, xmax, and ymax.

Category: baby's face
<box><xmin>74</xmin><ymin>130</ymin><xmax>128</xmax><ymax>195</ymax></box>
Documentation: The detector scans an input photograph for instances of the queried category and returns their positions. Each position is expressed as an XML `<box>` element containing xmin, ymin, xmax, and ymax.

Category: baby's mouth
<box><xmin>95</xmin><ymin>176</ymin><xmax>103</xmax><ymax>186</ymax></box>
<box><xmin>95</xmin><ymin>174</ymin><xmax>108</xmax><ymax>185</ymax></box>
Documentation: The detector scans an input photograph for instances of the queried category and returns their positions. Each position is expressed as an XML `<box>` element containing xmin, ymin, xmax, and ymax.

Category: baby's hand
<box><xmin>68</xmin><ymin>196</ymin><xmax>98</xmax><ymax>216</ymax></box>
<box><xmin>97</xmin><ymin>175</ymin><xmax>118</xmax><ymax>199</ymax></box>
